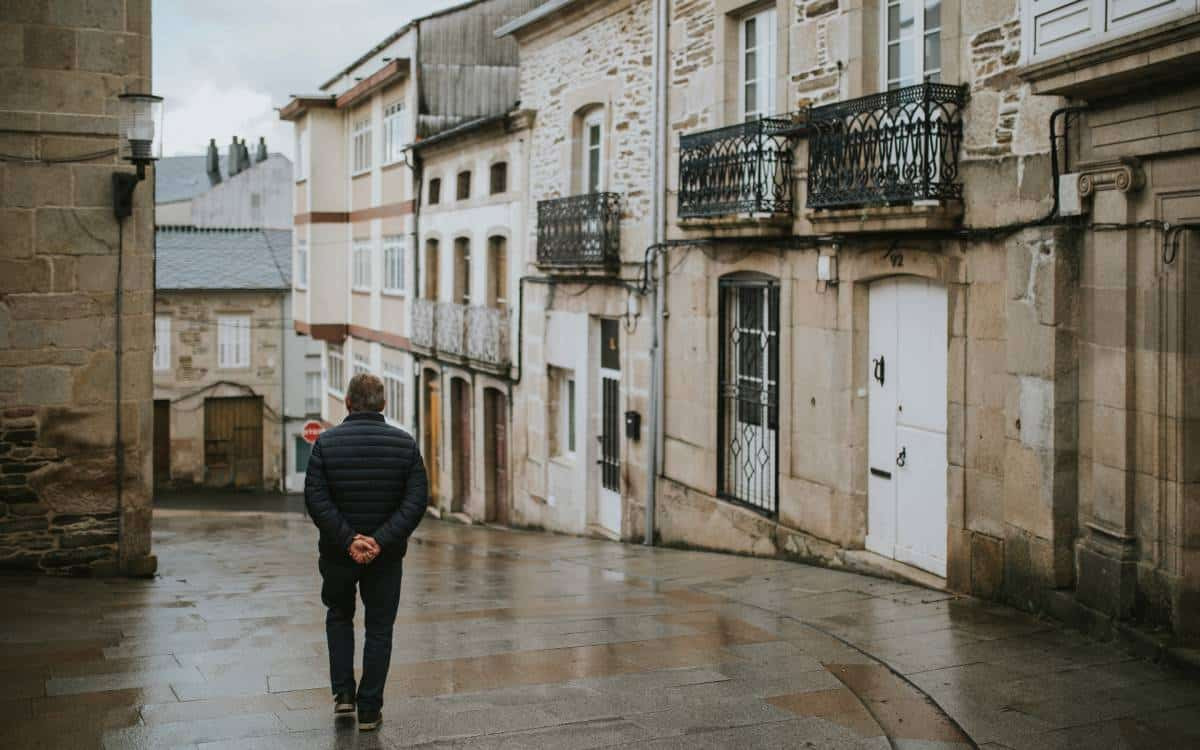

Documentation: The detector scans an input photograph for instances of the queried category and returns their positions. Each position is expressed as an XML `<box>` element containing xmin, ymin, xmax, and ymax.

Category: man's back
<box><xmin>305</xmin><ymin>411</ymin><xmax>428</xmax><ymax>561</ymax></box>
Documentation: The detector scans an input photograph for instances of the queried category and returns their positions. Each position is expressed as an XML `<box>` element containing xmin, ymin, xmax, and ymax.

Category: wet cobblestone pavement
<box><xmin>2</xmin><ymin>506</ymin><xmax>1199</xmax><ymax>749</ymax></box>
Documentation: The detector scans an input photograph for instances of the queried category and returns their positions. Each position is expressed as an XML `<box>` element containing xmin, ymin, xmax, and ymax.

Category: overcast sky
<box><xmin>152</xmin><ymin>0</ymin><xmax>464</xmax><ymax>160</ymax></box>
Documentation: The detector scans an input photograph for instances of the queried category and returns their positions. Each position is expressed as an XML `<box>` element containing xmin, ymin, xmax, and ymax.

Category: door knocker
<box><xmin>896</xmin><ymin>446</ymin><xmax>906</xmax><ymax>467</ymax></box>
<box><xmin>872</xmin><ymin>355</ymin><xmax>885</xmax><ymax>386</ymax></box>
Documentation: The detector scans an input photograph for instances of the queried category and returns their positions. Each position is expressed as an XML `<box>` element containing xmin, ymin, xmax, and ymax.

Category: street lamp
<box><xmin>113</xmin><ymin>92</ymin><xmax>163</xmax><ymax>218</ymax></box>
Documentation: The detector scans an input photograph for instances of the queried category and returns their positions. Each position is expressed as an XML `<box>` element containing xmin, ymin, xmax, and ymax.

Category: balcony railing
<box><xmin>678</xmin><ymin>115</ymin><xmax>801</xmax><ymax>219</ymax></box>
<box><xmin>411</xmin><ymin>298</ymin><xmax>436</xmax><ymax>350</ymax></box>
<box><xmin>467</xmin><ymin>306</ymin><xmax>510</xmax><ymax>367</ymax></box>
<box><xmin>434</xmin><ymin>301</ymin><xmax>466</xmax><ymax>356</ymax></box>
<box><xmin>413</xmin><ymin>300</ymin><xmax>510</xmax><ymax>369</ymax></box>
<box><xmin>536</xmin><ymin>192</ymin><xmax>620</xmax><ymax>269</ymax></box>
<box><xmin>807</xmin><ymin>83</ymin><xmax>968</xmax><ymax>210</ymax></box>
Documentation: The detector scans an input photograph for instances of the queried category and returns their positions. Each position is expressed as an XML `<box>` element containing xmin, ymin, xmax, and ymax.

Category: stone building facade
<box><xmin>410</xmin><ymin>114</ymin><xmax>527</xmax><ymax>523</ymax></box>
<box><xmin>654</xmin><ymin>0</ymin><xmax>1200</xmax><ymax>640</ymax></box>
<box><xmin>499</xmin><ymin>0</ymin><xmax>659</xmax><ymax>540</ymax></box>
<box><xmin>0</xmin><ymin>0</ymin><xmax>156</xmax><ymax>575</ymax></box>
<box><xmin>153</xmin><ymin>227</ymin><xmax>293</xmax><ymax>490</ymax></box>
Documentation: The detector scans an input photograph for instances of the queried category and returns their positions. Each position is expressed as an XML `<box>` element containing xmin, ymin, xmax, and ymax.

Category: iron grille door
<box><xmin>717</xmin><ymin>279</ymin><xmax>779</xmax><ymax>515</ymax></box>
<box><xmin>601</xmin><ymin>376</ymin><xmax>620</xmax><ymax>492</ymax></box>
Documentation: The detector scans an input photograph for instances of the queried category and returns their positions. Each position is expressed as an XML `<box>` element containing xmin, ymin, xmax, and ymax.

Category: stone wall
<box><xmin>154</xmin><ymin>290</ymin><xmax>286</xmax><ymax>489</ymax></box>
<box><xmin>0</xmin><ymin>0</ymin><xmax>156</xmax><ymax>575</ymax></box>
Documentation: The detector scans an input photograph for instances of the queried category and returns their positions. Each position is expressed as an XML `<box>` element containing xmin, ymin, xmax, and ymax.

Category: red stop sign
<box><xmin>302</xmin><ymin>420</ymin><xmax>324</xmax><ymax>444</ymax></box>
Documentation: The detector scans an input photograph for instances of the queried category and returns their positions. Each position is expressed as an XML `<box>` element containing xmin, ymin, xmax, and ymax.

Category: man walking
<box><xmin>304</xmin><ymin>373</ymin><xmax>429</xmax><ymax>731</ymax></box>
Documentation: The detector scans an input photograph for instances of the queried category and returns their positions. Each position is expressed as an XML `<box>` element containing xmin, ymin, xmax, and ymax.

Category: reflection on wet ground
<box><xmin>1</xmin><ymin>504</ymin><xmax>1197</xmax><ymax>749</ymax></box>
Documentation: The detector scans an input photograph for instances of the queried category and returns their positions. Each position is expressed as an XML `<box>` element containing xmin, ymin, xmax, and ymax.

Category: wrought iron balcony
<box><xmin>536</xmin><ymin>192</ymin><xmax>620</xmax><ymax>269</ymax></box>
<box><xmin>434</xmin><ymin>301</ymin><xmax>466</xmax><ymax>356</ymax></box>
<box><xmin>411</xmin><ymin>298</ymin><xmax>436</xmax><ymax>351</ymax></box>
<box><xmin>678</xmin><ymin>115</ymin><xmax>801</xmax><ymax>219</ymax></box>
<box><xmin>466</xmin><ymin>306</ymin><xmax>510</xmax><ymax>367</ymax></box>
<box><xmin>807</xmin><ymin>83</ymin><xmax>968</xmax><ymax>210</ymax></box>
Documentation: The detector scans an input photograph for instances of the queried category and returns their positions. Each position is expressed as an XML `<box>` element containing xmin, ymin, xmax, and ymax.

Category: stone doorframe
<box><xmin>839</xmin><ymin>245</ymin><xmax>967</xmax><ymax>580</ymax></box>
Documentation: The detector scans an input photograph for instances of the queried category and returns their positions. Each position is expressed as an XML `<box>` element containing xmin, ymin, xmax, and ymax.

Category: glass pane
<box><xmin>744</xmin><ymin>16</ymin><xmax>756</xmax><ymax>48</ymax></box>
<box><xmin>744</xmin><ymin>82</ymin><xmax>757</xmax><ymax>117</ymax></box>
<box><xmin>899</xmin><ymin>0</ymin><xmax>915</xmax><ymax>36</ymax></box>
<box><xmin>588</xmin><ymin>123</ymin><xmax>600</xmax><ymax>148</ymax></box>
<box><xmin>887</xmin><ymin>3</ymin><xmax>900</xmax><ymax>41</ymax></box>
<box><xmin>887</xmin><ymin>43</ymin><xmax>900</xmax><ymax>84</ymax></box>
<box><xmin>924</xmin><ymin>32</ymin><xmax>940</xmax><ymax>75</ymax></box>
<box><xmin>924</xmin><ymin>0</ymin><xmax>940</xmax><ymax>30</ymax></box>
<box><xmin>744</xmin><ymin>50</ymin><xmax>757</xmax><ymax>80</ymax></box>
<box><xmin>588</xmin><ymin>147</ymin><xmax>600</xmax><ymax>192</ymax></box>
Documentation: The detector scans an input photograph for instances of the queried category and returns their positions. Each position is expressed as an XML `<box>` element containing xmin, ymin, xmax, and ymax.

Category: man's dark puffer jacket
<box><xmin>304</xmin><ymin>411</ymin><xmax>429</xmax><ymax>560</ymax></box>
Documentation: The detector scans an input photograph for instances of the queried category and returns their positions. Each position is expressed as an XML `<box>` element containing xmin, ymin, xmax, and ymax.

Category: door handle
<box><xmin>896</xmin><ymin>446</ymin><xmax>906</xmax><ymax>467</ymax></box>
<box><xmin>872</xmin><ymin>355</ymin><xmax>885</xmax><ymax>386</ymax></box>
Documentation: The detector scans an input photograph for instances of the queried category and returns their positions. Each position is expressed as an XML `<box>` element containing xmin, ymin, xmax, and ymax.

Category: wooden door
<box><xmin>483</xmin><ymin>388</ymin><xmax>508</xmax><ymax>524</ymax></box>
<box><xmin>153</xmin><ymin>399</ymin><xmax>170</xmax><ymax>486</ymax></box>
<box><xmin>204</xmin><ymin>396</ymin><xmax>263</xmax><ymax>489</ymax></box>
<box><xmin>423</xmin><ymin>371</ymin><xmax>441</xmax><ymax>505</ymax></box>
<box><xmin>450</xmin><ymin>377</ymin><xmax>471</xmax><ymax>513</ymax></box>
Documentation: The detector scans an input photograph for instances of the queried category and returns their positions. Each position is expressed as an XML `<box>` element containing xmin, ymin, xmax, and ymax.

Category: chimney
<box><xmin>239</xmin><ymin>138</ymin><xmax>251</xmax><ymax>171</ymax></box>
<box><xmin>255</xmin><ymin>136</ymin><xmax>267</xmax><ymax>163</ymax></box>
<box><xmin>206</xmin><ymin>138</ymin><xmax>222</xmax><ymax>185</ymax></box>
<box><xmin>228</xmin><ymin>136</ymin><xmax>241</xmax><ymax>176</ymax></box>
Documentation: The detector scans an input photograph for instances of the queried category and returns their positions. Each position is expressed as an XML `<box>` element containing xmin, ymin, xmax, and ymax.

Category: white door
<box><xmin>596</xmin><ymin>319</ymin><xmax>622</xmax><ymax>536</ymax></box>
<box><xmin>867</xmin><ymin>277</ymin><xmax>948</xmax><ymax>577</ymax></box>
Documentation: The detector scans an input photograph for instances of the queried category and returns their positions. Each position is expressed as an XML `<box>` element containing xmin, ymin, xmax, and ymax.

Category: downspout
<box><xmin>279</xmin><ymin>294</ymin><xmax>287</xmax><ymax>492</ymax></box>
<box><xmin>645</xmin><ymin>0</ymin><xmax>668</xmax><ymax>546</ymax></box>
<box><xmin>115</xmin><ymin>217</ymin><xmax>126</xmax><ymax>567</ymax></box>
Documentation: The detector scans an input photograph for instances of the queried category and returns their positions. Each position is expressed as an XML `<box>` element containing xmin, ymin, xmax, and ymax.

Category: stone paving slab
<box><xmin>0</xmin><ymin>507</ymin><xmax>1196</xmax><ymax>749</ymax></box>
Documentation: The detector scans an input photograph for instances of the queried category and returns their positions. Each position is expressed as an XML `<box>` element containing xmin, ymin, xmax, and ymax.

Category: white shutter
<box><xmin>1027</xmin><ymin>0</ymin><xmax>1100</xmax><ymax>59</ymax></box>
<box><xmin>1108</xmin><ymin>0</ymin><xmax>1195</xmax><ymax>35</ymax></box>
<box><xmin>238</xmin><ymin>318</ymin><xmax>250</xmax><ymax>367</ymax></box>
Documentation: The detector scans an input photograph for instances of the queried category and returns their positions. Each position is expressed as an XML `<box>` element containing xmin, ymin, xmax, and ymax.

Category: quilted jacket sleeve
<box><xmin>303</xmin><ymin>439</ymin><xmax>356</xmax><ymax>551</ymax></box>
<box><xmin>370</xmin><ymin>444</ymin><xmax>429</xmax><ymax>550</ymax></box>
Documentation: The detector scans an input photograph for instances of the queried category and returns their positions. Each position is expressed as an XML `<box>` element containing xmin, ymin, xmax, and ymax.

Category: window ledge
<box><xmin>351</xmin><ymin>287</ymin><xmax>372</xmax><ymax>295</ymax></box>
<box><xmin>381</xmin><ymin>289</ymin><xmax>405</xmax><ymax>298</ymax></box>
<box><xmin>1020</xmin><ymin>15</ymin><xmax>1200</xmax><ymax>99</ymax></box>
<box><xmin>677</xmin><ymin>212</ymin><xmax>792</xmax><ymax>233</ymax></box>
<box><xmin>351</xmin><ymin>169</ymin><xmax>372</xmax><ymax>179</ymax></box>
<box><xmin>806</xmin><ymin>201</ymin><xmax>963</xmax><ymax>233</ymax></box>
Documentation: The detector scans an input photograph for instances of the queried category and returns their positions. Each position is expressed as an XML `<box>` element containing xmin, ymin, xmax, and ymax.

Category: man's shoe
<box><xmin>333</xmin><ymin>692</ymin><xmax>355</xmax><ymax>715</ymax></box>
<box><xmin>358</xmin><ymin>708</ymin><xmax>382</xmax><ymax>731</ymax></box>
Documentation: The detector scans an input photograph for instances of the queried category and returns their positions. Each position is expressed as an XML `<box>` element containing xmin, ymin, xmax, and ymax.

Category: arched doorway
<box><xmin>866</xmin><ymin>275</ymin><xmax>949</xmax><ymax>577</ymax></box>
<box><xmin>422</xmin><ymin>368</ymin><xmax>441</xmax><ymax>507</ymax></box>
<box><xmin>483</xmin><ymin>388</ymin><xmax>508</xmax><ymax>524</ymax></box>
<box><xmin>450</xmin><ymin>376</ymin><xmax>471</xmax><ymax>514</ymax></box>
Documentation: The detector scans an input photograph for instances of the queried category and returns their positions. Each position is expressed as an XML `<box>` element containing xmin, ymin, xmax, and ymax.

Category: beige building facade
<box><xmin>0</xmin><ymin>0</ymin><xmax>156</xmax><ymax>575</ymax></box>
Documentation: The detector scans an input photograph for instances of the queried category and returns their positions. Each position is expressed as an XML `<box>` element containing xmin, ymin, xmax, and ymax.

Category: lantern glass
<box><xmin>118</xmin><ymin>93</ymin><xmax>164</xmax><ymax>163</ymax></box>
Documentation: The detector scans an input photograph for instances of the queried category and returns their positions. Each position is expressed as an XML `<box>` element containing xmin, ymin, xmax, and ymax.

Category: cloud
<box><xmin>153</xmin><ymin>0</ymin><xmax>463</xmax><ymax>157</ymax></box>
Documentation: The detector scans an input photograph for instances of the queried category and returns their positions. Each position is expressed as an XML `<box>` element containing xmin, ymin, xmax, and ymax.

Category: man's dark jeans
<box><xmin>319</xmin><ymin>554</ymin><xmax>403</xmax><ymax>712</ymax></box>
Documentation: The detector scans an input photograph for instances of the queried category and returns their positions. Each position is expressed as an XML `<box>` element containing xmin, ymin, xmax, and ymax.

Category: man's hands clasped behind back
<box><xmin>349</xmin><ymin>534</ymin><xmax>381</xmax><ymax>565</ymax></box>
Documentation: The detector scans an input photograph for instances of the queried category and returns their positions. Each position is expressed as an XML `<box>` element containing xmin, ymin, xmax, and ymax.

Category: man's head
<box><xmin>345</xmin><ymin>372</ymin><xmax>385</xmax><ymax>413</ymax></box>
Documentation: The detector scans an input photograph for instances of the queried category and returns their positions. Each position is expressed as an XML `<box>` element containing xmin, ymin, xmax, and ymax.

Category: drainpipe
<box><xmin>279</xmin><ymin>294</ymin><xmax>287</xmax><ymax>493</ymax></box>
<box><xmin>644</xmin><ymin>0</ymin><xmax>668</xmax><ymax>546</ymax></box>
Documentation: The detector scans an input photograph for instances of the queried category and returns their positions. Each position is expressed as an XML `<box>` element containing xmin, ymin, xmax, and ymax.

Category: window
<box><xmin>217</xmin><ymin>315</ymin><xmax>251</xmax><ymax>369</ymax></box>
<box><xmin>428</xmin><ymin>177</ymin><xmax>441</xmax><ymax>205</ymax></box>
<box><xmin>352</xmin><ymin>117</ymin><xmax>372</xmax><ymax>174</ymax></box>
<box><xmin>153</xmin><ymin>316</ymin><xmax>170</xmax><ymax>371</ymax></box>
<box><xmin>424</xmin><ymin>238</ymin><xmax>440</xmax><ymax>299</ymax></box>
<box><xmin>489</xmin><ymin>162</ymin><xmax>507</xmax><ymax>194</ymax></box>
<box><xmin>327</xmin><ymin>346</ymin><xmax>345</xmax><ymax>394</ymax></box>
<box><xmin>383</xmin><ymin>365</ymin><xmax>404</xmax><ymax>424</ymax></box>
<box><xmin>295</xmin><ymin>128</ymin><xmax>308</xmax><ymax>180</ymax></box>
<box><xmin>883</xmin><ymin>0</ymin><xmax>941</xmax><ymax>89</ymax></box>
<box><xmin>305</xmin><ymin>371</ymin><xmax>321</xmax><ymax>414</ymax></box>
<box><xmin>583</xmin><ymin>110</ymin><xmax>604</xmax><ymax>193</ymax></box>
<box><xmin>383</xmin><ymin>100</ymin><xmax>406</xmax><ymax>164</ymax></box>
<box><xmin>296</xmin><ymin>238</ymin><xmax>308</xmax><ymax>288</ymax></box>
<box><xmin>739</xmin><ymin>9</ymin><xmax>777</xmax><ymax>120</ymax></box>
<box><xmin>548</xmin><ymin>366</ymin><xmax>576</xmax><ymax>458</ymax></box>
<box><xmin>1025</xmin><ymin>0</ymin><xmax>1195</xmax><ymax>61</ymax></box>
<box><xmin>456</xmin><ymin>170</ymin><xmax>471</xmax><ymax>201</ymax></box>
<box><xmin>487</xmin><ymin>235</ymin><xmax>507</xmax><ymax>308</ymax></box>
<box><xmin>353</xmin><ymin>353</ymin><xmax>371</xmax><ymax>377</ymax></box>
<box><xmin>383</xmin><ymin>235</ymin><xmax>405</xmax><ymax>294</ymax></box>
<box><xmin>352</xmin><ymin>239</ymin><xmax>372</xmax><ymax>291</ymax></box>
<box><xmin>453</xmin><ymin>237</ymin><xmax>471</xmax><ymax>305</ymax></box>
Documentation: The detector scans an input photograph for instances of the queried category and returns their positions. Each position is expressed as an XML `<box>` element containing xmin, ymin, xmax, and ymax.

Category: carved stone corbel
<box><xmin>1077</xmin><ymin>157</ymin><xmax>1145</xmax><ymax>198</ymax></box>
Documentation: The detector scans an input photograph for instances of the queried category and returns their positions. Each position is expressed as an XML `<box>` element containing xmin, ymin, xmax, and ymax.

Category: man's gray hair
<box><xmin>346</xmin><ymin>372</ymin><xmax>386</xmax><ymax>413</ymax></box>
